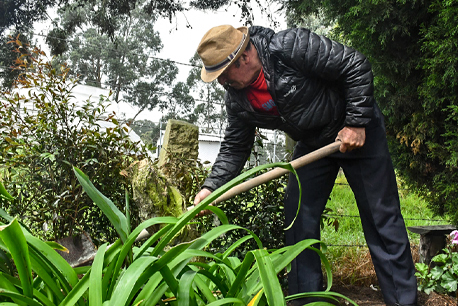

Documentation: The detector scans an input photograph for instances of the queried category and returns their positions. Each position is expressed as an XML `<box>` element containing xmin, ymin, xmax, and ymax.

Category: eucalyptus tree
<box><xmin>160</xmin><ymin>80</ymin><xmax>197</xmax><ymax>123</ymax></box>
<box><xmin>2</xmin><ymin>0</ymin><xmax>269</xmax><ymax>89</ymax></box>
<box><xmin>48</xmin><ymin>0</ymin><xmax>179</xmax><ymax>119</ymax></box>
<box><xmin>130</xmin><ymin>119</ymin><xmax>160</xmax><ymax>146</ymax></box>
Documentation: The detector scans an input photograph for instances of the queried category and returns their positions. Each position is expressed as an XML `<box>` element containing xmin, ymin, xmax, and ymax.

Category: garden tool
<box><xmin>209</xmin><ymin>140</ymin><xmax>341</xmax><ymax>206</ymax></box>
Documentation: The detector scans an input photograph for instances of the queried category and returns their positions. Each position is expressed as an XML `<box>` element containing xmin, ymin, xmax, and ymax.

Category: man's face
<box><xmin>217</xmin><ymin>59</ymin><xmax>251</xmax><ymax>90</ymax></box>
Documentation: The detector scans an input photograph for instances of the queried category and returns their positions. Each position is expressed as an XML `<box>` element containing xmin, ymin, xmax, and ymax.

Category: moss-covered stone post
<box><xmin>124</xmin><ymin>119</ymin><xmax>200</xmax><ymax>241</ymax></box>
<box><xmin>158</xmin><ymin>119</ymin><xmax>199</xmax><ymax>169</ymax></box>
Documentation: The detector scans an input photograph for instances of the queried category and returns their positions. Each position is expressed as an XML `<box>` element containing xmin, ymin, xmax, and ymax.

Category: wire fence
<box><xmin>141</xmin><ymin>121</ymin><xmax>449</xmax><ymax>249</ymax></box>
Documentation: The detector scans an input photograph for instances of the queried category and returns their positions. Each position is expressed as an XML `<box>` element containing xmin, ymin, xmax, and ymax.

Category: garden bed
<box><xmin>332</xmin><ymin>284</ymin><xmax>455</xmax><ymax>305</ymax></box>
<box><xmin>328</xmin><ymin>245</ymin><xmax>456</xmax><ymax>305</ymax></box>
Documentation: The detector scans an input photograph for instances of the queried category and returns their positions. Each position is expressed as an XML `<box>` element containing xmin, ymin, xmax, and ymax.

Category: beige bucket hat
<box><xmin>197</xmin><ymin>25</ymin><xmax>250</xmax><ymax>83</ymax></box>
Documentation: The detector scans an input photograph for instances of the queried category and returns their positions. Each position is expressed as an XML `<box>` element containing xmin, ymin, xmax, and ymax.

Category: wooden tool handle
<box><xmin>137</xmin><ymin>141</ymin><xmax>342</xmax><ymax>241</ymax></box>
<box><xmin>213</xmin><ymin>140</ymin><xmax>341</xmax><ymax>204</ymax></box>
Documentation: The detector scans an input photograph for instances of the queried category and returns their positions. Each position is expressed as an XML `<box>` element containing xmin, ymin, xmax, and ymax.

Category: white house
<box><xmin>197</xmin><ymin>133</ymin><xmax>223</xmax><ymax>165</ymax></box>
<box><xmin>156</xmin><ymin>131</ymin><xmax>223</xmax><ymax>165</ymax></box>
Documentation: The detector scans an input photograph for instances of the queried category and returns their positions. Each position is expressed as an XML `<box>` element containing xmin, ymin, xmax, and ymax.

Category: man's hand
<box><xmin>193</xmin><ymin>188</ymin><xmax>213</xmax><ymax>216</ymax></box>
<box><xmin>336</xmin><ymin>127</ymin><xmax>366</xmax><ymax>153</ymax></box>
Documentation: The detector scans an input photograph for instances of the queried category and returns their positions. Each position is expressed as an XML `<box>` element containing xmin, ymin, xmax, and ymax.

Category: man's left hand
<box><xmin>336</xmin><ymin>127</ymin><xmax>366</xmax><ymax>153</ymax></box>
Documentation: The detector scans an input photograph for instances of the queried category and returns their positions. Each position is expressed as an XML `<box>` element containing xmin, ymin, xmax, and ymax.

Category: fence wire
<box><xmin>147</xmin><ymin>122</ymin><xmax>449</xmax><ymax>249</ymax></box>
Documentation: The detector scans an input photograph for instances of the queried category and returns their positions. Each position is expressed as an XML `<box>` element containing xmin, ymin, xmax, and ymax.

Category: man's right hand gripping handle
<box><xmin>193</xmin><ymin>188</ymin><xmax>213</xmax><ymax>216</ymax></box>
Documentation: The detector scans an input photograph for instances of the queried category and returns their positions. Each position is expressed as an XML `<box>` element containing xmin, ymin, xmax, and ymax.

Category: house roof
<box><xmin>199</xmin><ymin>133</ymin><xmax>223</xmax><ymax>143</ymax></box>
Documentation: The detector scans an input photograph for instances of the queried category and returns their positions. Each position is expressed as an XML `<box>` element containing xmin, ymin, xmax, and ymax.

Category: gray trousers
<box><xmin>284</xmin><ymin>122</ymin><xmax>417</xmax><ymax>305</ymax></box>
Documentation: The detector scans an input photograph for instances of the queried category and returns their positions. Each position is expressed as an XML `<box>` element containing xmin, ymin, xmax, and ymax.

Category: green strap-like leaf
<box><xmin>131</xmin><ymin>272</ymin><xmax>165</xmax><ymax>305</ymax></box>
<box><xmin>28</xmin><ymin>250</ymin><xmax>66</xmax><ymax>301</ymax></box>
<box><xmin>206</xmin><ymin>206</ymin><xmax>229</xmax><ymax>225</ymax></box>
<box><xmin>216</xmin><ymin>263</ymin><xmax>237</xmax><ymax>291</ymax></box>
<box><xmin>193</xmin><ymin>272</ymin><xmax>217</xmax><ymax>304</ymax></box>
<box><xmin>247</xmin><ymin>289</ymin><xmax>263</xmax><ymax>306</ymax></box>
<box><xmin>170</xmin><ymin>224</ymin><xmax>260</xmax><ymax>273</ymax></box>
<box><xmin>246</xmin><ymin>239</ymin><xmax>322</xmax><ymax>294</ymax></box>
<box><xmin>0</xmin><ymin>248</ymin><xmax>14</xmax><ymax>275</ymax></box>
<box><xmin>111</xmin><ymin>243</ymin><xmax>191</xmax><ymax>306</ymax></box>
<box><xmin>26</xmin><ymin>234</ymin><xmax>79</xmax><ymax>296</ymax></box>
<box><xmin>154</xmin><ymin>161</ymin><xmax>297</xmax><ymax>256</ymax></box>
<box><xmin>177</xmin><ymin>270</ymin><xmax>197</xmax><ymax>306</ymax></box>
<box><xmin>133</xmin><ymin>224</ymin><xmax>174</xmax><ymax>260</ymax></box>
<box><xmin>285</xmin><ymin>291</ymin><xmax>357</xmax><ymax>306</ymax></box>
<box><xmin>59</xmin><ymin>271</ymin><xmax>91</xmax><ymax>306</ymax></box>
<box><xmin>205</xmin><ymin>297</ymin><xmax>245</xmax><ymax>306</ymax></box>
<box><xmin>0</xmin><ymin>273</ymin><xmax>27</xmax><ymax>306</ymax></box>
<box><xmin>107</xmin><ymin>257</ymin><xmax>157</xmax><ymax>306</ymax></box>
<box><xmin>135</xmin><ymin>281</ymin><xmax>168</xmax><ymax>306</ymax></box>
<box><xmin>101</xmin><ymin>257</ymin><xmax>118</xmax><ymax>301</ymax></box>
<box><xmin>0</xmin><ymin>181</ymin><xmax>14</xmax><ymax>200</ymax></box>
<box><xmin>44</xmin><ymin>241</ymin><xmax>68</xmax><ymax>252</ymax></box>
<box><xmin>227</xmin><ymin>252</ymin><xmax>255</xmax><ymax>297</ymax></box>
<box><xmin>310</xmin><ymin>246</ymin><xmax>333</xmax><ymax>291</ymax></box>
<box><xmin>73</xmin><ymin>166</ymin><xmax>129</xmax><ymax>243</ymax></box>
<box><xmin>253</xmin><ymin>249</ymin><xmax>285</xmax><ymax>306</ymax></box>
<box><xmin>0</xmin><ymin>289</ymin><xmax>42</xmax><ymax>306</ymax></box>
<box><xmin>107</xmin><ymin>217</ymin><xmax>178</xmax><ymax>298</ymax></box>
<box><xmin>222</xmin><ymin>235</ymin><xmax>252</xmax><ymax>260</ymax></box>
<box><xmin>0</xmin><ymin>219</ymin><xmax>33</xmax><ymax>298</ymax></box>
<box><xmin>0</xmin><ymin>271</ymin><xmax>55</xmax><ymax>306</ymax></box>
<box><xmin>193</xmin><ymin>267</ymin><xmax>229</xmax><ymax>297</ymax></box>
<box><xmin>90</xmin><ymin>243</ymin><xmax>108</xmax><ymax>306</ymax></box>
<box><xmin>125</xmin><ymin>191</ymin><xmax>131</xmax><ymax>236</ymax></box>
<box><xmin>159</xmin><ymin>265</ymin><xmax>179</xmax><ymax>297</ymax></box>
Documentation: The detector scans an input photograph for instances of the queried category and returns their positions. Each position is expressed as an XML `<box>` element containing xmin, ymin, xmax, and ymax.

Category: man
<box><xmin>194</xmin><ymin>25</ymin><xmax>417</xmax><ymax>306</ymax></box>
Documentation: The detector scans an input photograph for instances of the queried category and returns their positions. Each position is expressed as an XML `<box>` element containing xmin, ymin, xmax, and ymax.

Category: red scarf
<box><xmin>246</xmin><ymin>69</ymin><xmax>279</xmax><ymax>116</ymax></box>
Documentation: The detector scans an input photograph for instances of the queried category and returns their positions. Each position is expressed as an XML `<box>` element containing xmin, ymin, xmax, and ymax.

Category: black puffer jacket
<box><xmin>202</xmin><ymin>26</ymin><xmax>378</xmax><ymax>192</ymax></box>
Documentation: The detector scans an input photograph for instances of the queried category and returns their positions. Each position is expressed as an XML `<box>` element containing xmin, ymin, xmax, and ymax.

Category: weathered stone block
<box><xmin>158</xmin><ymin>119</ymin><xmax>199</xmax><ymax>168</ymax></box>
<box><xmin>408</xmin><ymin>225</ymin><xmax>456</xmax><ymax>264</ymax></box>
<box><xmin>120</xmin><ymin>119</ymin><xmax>201</xmax><ymax>243</ymax></box>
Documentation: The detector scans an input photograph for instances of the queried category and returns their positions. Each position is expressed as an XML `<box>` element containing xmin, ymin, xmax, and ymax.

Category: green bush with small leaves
<box><xmin>0</xmin><ymin>38</ymin><xmax>148</xmax><ymax>242</ymax></box>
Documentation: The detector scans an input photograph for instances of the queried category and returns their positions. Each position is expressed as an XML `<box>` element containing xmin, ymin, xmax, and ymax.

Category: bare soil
<box><xmin>332</xmin><ymin>284</ymin><xmax>456</xmax><ymax>305</ymax></box>
<box><xmin>327</xmin><ymin>245</ymin><xmax>457</xmax><ymax>305</ymax></box>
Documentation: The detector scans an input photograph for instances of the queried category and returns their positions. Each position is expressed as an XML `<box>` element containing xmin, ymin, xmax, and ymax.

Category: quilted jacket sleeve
<box><xmin>202</xmin><ymin>107</ymin><xmax>256</xmax><ymax>192</ymax></box>
<box><xmin>271</xmin><ymin>28</ymin><xmax>375</xmax><ymax>127</ymax></box>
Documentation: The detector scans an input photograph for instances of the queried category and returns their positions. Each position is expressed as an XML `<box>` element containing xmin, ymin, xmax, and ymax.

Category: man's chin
<box><xmin>231</xmin><ymin>83</ymin><xmax>246</xmax><ymax>90</ymax></box>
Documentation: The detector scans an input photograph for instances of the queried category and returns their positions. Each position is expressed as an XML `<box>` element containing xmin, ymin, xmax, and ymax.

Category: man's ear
<box><xmin>240</xmin><ymin>51</ymin><xmax>250</xmax><ymax>64</ymax></box>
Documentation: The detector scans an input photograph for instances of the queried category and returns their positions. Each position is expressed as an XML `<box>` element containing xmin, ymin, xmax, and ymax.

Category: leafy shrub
<box><xmin>0</xmin><ymin>37</ymin><xmax>148</xmax><ymax>242</ymax></box>
<box><xmin>0</xmin><ymin>164</ymin><xmax>357</xmax><ymax>305</ymax></box>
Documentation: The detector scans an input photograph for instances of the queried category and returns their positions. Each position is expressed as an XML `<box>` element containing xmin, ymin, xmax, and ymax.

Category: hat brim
<box><xmin>200</xmin><ymin>26</ymin><xmax>250</xmax><ymax>83</ymax></box>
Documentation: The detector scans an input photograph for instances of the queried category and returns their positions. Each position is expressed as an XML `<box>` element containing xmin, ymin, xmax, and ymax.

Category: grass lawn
<box><xmin>320</xmin><ymin>172</ymin><xmax>446</xmax><ymax>286</ymax></box>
